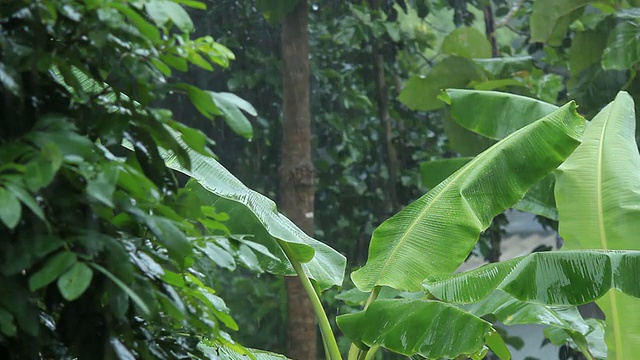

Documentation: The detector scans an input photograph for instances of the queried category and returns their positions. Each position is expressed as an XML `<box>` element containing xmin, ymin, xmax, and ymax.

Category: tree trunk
<box><xmin>372</xmin><ymin>41</ymin><xmax>400</xmax><ymax>214</ymax></box>
<box><xmin>279</xmin><ymin>1</ymin><xmax>317</xmax><ymax>359</ymax></box>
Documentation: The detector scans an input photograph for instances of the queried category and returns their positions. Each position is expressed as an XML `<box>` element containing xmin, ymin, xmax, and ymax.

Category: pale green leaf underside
<box><xmin>351</xmin><ymin>102</ymin><xmax>584</xmax><ymax>292</ymax></box>
<box><xmin>464</xmin><ymin>289</ymin><xmax>606</xmax><ymax>356</ymax></box>
<box><xmin>555</xmin><ymin>91</ymin><xmax>640</xmax><ymax>358</ymax></box>
<box><xmin>160</xmin><ymin>133</ymin><xmax>346</xmax><ymax>290</ymax></box>
<box><xmin>423</xmin><ymin>250</ymin><xmax>640</xmax><ymax>305</ymax></box>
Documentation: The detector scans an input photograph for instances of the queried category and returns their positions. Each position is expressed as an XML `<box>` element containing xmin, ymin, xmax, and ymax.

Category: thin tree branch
<box><xmin>495</xmin><ymin>0</ymin><xmax>526</xmax><ymax>28</ymax></box>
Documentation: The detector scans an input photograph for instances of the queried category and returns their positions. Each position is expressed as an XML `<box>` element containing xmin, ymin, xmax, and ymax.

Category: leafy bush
<box><xmin>0</xmin><ymin>0</ymin><xmax>262</xmax><ymax>358</ymax></box>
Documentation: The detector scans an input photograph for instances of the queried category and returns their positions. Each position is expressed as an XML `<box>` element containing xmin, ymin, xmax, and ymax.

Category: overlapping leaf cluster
<box><xmin>0</xmin><ymin>0</ymin><xmax>267</xmax><ymax>358</ymax></box>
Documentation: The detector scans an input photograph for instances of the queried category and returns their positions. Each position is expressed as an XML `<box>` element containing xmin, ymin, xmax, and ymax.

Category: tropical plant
<box><xmin>158</xmin><ymin>89</ymin><xmax>640</xmax><ymax>359</ymax></box>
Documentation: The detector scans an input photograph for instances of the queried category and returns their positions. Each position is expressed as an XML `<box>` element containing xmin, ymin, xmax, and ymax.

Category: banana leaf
<box><xmin>337</xmin><ymin>299</ymin><xmax>509</xmax><ymax>359</ymax></box>
<box><xmin>423</xmin><ymin>250</ymin><xmax>640</xmax><ymax>305</ymax></box>
<box><xmin>421</xmin><ymin>158</ymin><xmax>558</xmax><ymax>219</ymax></box>
<box><xmin>555</xmin><ymin>91</ymin><xmax>640</xmax><ymax>357</ymax></box>
<box><xmin>464</xmin><ymin>289</ymin><xmax>606</xmax><ymax>358</ymax></box>
<box><xmin>351</xmin><ymin>102</ymin><xmax>585</xmax><ymax>292</ymax></box>
<box><xmin>442</xmin><ymin>89</ymin><xmax>558</xmax><ymax>140</ymax></box>
<box><xmin>122</xmin><ymin>130</ymin><xmax>346</xmax><ymax>290</ymax></box>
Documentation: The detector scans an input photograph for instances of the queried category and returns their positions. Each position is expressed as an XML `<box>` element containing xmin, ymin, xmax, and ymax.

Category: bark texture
<box><xmin>279</xmin><ymin>1</ymin><xmax>317</xmax><ymax>359</ymax></box>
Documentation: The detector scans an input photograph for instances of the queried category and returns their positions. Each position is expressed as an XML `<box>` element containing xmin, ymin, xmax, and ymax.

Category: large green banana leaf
<box><xmin>337</xmin><ymin>299</ymin><xmax>508</xmax><ymax>359</ymax></box>
<box><xmin>421</xmin><ymin>158</ymin><xmax>558</xmax><ymax>219</ymax></box>
<box><xmin>423</xmin><ymin>250</ymin><xmax>640</xmax><ymax>305</ymax></box>
<box><xmin>442</xmin><ymin>89</ymin><xmax>558</xmax><ymax>140</ymax></box>
<box><xmin>438</xmin><ymin>89</ymin><xmax>562</xmax><ymax>218</ymax></box>
<box><xmin>351</xmin><ymin>102</ymin><xmax>585</xmax><ymax>292</ymax></box>
<box><xmin>464</xmin><ymin>289</ymin><xmax>606</xmax><ymax>357</ymax></box>
<box><xmin>160</xmin><ymin>146</ymin><xmax>346</xmax><ymax>290</ymax></box>
<box><xmin>555</xmin><ymin>91</ymin><xmax>640</xmax><ymax>357</ymax></box>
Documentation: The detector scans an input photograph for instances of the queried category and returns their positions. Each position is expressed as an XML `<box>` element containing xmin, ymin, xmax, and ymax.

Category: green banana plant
<box><xmin>351</xmin><ymin>101</ymin><xmax>584</xmax><ymax>293</ymax></box>
<box><xmin>157</xmin><ymin>89</ymin><xmax>640</xmax><ymax>359</ymax></box>
<box><xmin>555</xmin><ymin>91</ymin><xmax>640</xmax><ymax>358</ymax></box>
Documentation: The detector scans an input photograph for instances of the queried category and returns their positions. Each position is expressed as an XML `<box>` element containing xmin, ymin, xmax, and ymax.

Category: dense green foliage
<box><xmin>0</xmin><ymin>0</ymin><xmax>266</xmax><ymax>358</ymax></box>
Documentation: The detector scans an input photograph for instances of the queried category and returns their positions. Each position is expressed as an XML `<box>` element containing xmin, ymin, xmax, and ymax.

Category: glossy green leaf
<box><xmin>424</xmin><ymin>250</ymin><xmax>640</xmax><ymax>304</ymax></box>
<box><xmin>399</xmin><ymin>57</ymin><xmax>485</xmax><ymax>111</ymax></box>
<box><xmin>0</xmin><ymin>186</ymin><xmax>21</xmax><ymax>229</ymax></box>
<box><xmin>555</xmin><ymin>91</ymin><xmax>640</xmax><ymax>357</ymax></box>
<box><xmin>109</xmin><ymin>3</ymin><xmax>161</xmax><ymax>43</ymax></box>
<box><xmin>602</xmin><ymin>22</ymin><xmax>640</xmax><ymax>70</ymax></box>
<box><xmin>28</xmin><ymin>252</ymin><xmax>77</xmax><ymax>291</ymax></box>
<box><xmin>86</xmin><ymin>162</ymin><xmax>119</xmax><ymax>207</ymax></box>
<box><xmin>442</xmin><ymin>89</ymin><xmax>558</xmax><ymax>140</ymax></box>
<box><xmin>3</xmin><ymin>183</ymin><xmax>46</xmax><ymax>224</ymax></box>
<box><xmin>530</xmin><ymin>0</ymin><xmax>590</xmax><ymax>44</ymax></box>
<box><xmin>351</xmin><ymin>102</ymin><xmax>584</xmax><ymax>292</ymax></box>
<box><xmin>126</xmin><ymin>206</ymin><xmax>191</xmax><ymax>265</ymax></box>
<box><xmin>155</xmin><ymin>133</ymin><xmax>346</xmax><ymax>290</ymax></box>
<box><xmin>24</xmin><ymin>142</ymin><xmax>63</xmax><ymax>192</ymax></box>
<box><xmin>57</xmin><ymin>262</ymin><xmax>93</xmax><ymax>301</ymax></box>
<box><xmin>440</xmin><ymin>27</ymin><xmax>492</xmax><ymax>59</ymax></box>
<box><xmin>210</xmin><ymin>92</ymin><xmax>255</xmax><ymax>139</ymax></box>
<box><xmin>197</xmin><ymin>242</ymin><xmax>236</xmax><ymax>271</ymax></box>
<box><xmin>145</xmin><ymin>0</ymin><xmax>194</xmax><ymax>32</ymax></box>
<box><xmin>420</xmin><ymin>158</ymin><xmax>558</xmax><ymax>220</ymax></box>
<box><xmin>337</xmin><ymin>299</ymin><xmax>497</xmax><ymax>359</ymax></box>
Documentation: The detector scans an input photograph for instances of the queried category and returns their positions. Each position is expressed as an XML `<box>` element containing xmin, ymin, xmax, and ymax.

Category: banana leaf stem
<box><xmin>279</xmin><ymin>241</ymin><xmax>342</xmax><ymax>360</ymax></box>
<box><xmin>347</xmin><ymin>286</ymin><xmax>382</xmax><ymax>360</ymax></box>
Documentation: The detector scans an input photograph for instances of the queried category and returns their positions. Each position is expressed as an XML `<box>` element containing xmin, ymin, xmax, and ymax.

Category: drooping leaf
<box><xmin>464</xmin><ymin>289</ymin><xmax>606</xmax><ymax>357</ymax></box>
<box><xmin>24</xmin><ymin>142</ymin><xmax>63</xmax><ymax>192</ymax></box>
<box><xmin>197</xmin><ymin>242</ymin><xmax>236</xmax><ymax>271</ymax></box>
<box><xmin>602</xmin><ymin>21</ymin><xmax>640</xmax><ymax>70</ymax></box>
<box><xmin>57</xmin><ymin>262</ymin><xmax>93</xmax><ymax>301</ymax></box>
<box><xmin>28</xmin><ymin>252</ymin><xmax>77</xmax><ymax>291</ymax></box>
<box><xmin>530</xmin><ymin>0</ymin><xmax>590</xmax><ymax>44</ymax></box>
<box><xmin>90</xmin><ymin>263</ymin><xmax>151</xmax><ymax>316</ymax></box>
<box><xmin>399</xmin><ymin>57</ymin><xmax>485</xmax><ymax>111</ymax></box>
<box><xmin>555</xmin><ymin>91</ymin><xmax>640</xmax><ymax>357</ymax></box>
<box><xmin>210</xmin><ymin>92</ymin><xmax>255</xmax><ymax>139</ymax></box>
<box><xmin>440</xmin><ymin>27</ymin><xmax>492</xmax><ymax>59</ymax></box>
<box><xmin>145</xmin><ymin>0</ymin><xmax>194</xmax><ymax>32</ymax></box>
<box><xmin>351</xmin><ymin>102</ymin><xmax>584</xmax><ymax>292</ymax></box>
<box><xmin>337</xmin><ymin>299</ymin><xmax>501</xmax><ymax>359</ymax></box>
<box><xmin>423</xmin><ymin>250</ymin><xmax>640</xmax><ymax>305</ymax></box>
<box><xmin>420</xmin><ymin>158</ymin><xmax>559</xmax><ymax>220</ymax></box>
<box><xmin>442</xmin><ymin>89</ymin><xmax>558</xmax><ymax>140</ymax></box>
<box><xmin>151</xmin><ymin>132</ymin><xmax>346</xmax><ymax>290</ymax></box>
